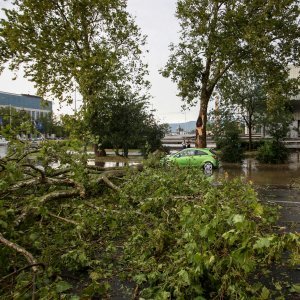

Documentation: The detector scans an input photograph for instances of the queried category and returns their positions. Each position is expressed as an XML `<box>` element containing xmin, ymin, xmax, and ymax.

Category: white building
<box><xmin>0</xmin><ymin>91</ymin><xmax>52</xmax><ymax>121</ymax></box>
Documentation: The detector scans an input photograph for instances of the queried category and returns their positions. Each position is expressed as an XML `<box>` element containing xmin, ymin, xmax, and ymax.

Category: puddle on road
<box><xmin>215</xmin><ymin>153</ymin><xmax>300</xmax><ymax>187</ymax></box>
<box><xmin>208</xmin><ymin>154</ymin><xmax>300</xmax><ymax>233</ymax></box>
<box><xmin>88</xmin><ymin>159</ymin><xmax>139</xmax><ymax>168</ymax></box>
<box><xmin>88</xmin><ymin>153</ymin><xmax>300</xmax><ymax>187</ymax></box>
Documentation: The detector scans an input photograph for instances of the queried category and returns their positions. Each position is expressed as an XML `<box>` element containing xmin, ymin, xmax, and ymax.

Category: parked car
<box><xmin>161</xmin><ymin>148</ymin><xmax>219</xmax><ymax>171</ymax></box>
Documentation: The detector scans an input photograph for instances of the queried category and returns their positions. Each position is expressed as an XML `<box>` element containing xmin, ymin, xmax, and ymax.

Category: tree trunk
<box><xmin>123</xmin><ymin>146</ymin><xmax>129</xmax><ymax>158</ymax></box>
<box><xmin>94</xmin><ymin>144</ymin><xmax>106</xmax><ymax>157</ymax></box>
<box><xmin>195</xmin><ymin>94</ymin><xmax>209</xmax><ymax>148</ymax></box>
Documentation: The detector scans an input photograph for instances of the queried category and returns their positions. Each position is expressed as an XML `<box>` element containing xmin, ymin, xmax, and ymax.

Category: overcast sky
<box><xmin>0</xmin><ymin>0</ymin><xmax>199</xmax><ymax>124</ymax></box>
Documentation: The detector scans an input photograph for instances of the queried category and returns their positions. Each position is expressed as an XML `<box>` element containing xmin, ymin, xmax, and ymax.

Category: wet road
<box><xmin>218</xmin><ymin>153</ymin><xmax>300</xmax><ymax>187</ymax></box>
<box><xmin>215</xmin><ymin>154</ymin><xmax>300</xmax><ymax>232</ymax></box>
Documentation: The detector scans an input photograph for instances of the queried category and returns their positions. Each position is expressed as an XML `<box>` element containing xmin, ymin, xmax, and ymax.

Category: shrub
<box><xmin>216</xmin><ymin>124</ymin><xmax>244</xmax><ymax>162</ymax></box>
<box><xmin>257</xmin><ymin>140</ymin><xmax>289</xmax><ymax>163</ymax></box>
<box><xmin>240</xmin><ymin>140</ymin><xmax>264</xmax><ymax>151</ymax></box>
<box><xmin>220</xmin><ymin>143</ymin><xmax>244</xmax><ymax>163</ymax></box>
<box><xmin>143</xmin><ymin>150</ymin><xmax>166</xmax><ymax>168</ymax></box>
<box><xmin>212</xmin><ymin>115</ymin><xmax>244</xmax><ymax>163</ymax></box>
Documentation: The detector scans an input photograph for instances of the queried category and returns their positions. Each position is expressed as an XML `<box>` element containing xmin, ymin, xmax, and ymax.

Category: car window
<box><xmin>177</xmin><ymin>150</ymin><xmax>189</xmax><ymax>157</ymax></box>
<box><xmin>209</xmin><ymin>149</ymin><xmax>217</xmax><ymax>155</ymax></box>
<box><xmin>185</xmin><ymin>149</ymin><xmax>196</xmax><ymax>156</ymax></box>
<box><xmin>194</xmin><ymin>150</ymin><xmax>207</xmax><ymax>156</ymax></box>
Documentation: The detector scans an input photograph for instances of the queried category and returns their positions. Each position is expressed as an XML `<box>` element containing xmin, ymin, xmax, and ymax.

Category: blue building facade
<box><xmin>0</xmin><ymin>91</ymin><xmax>52</xmax><ymax>120</ymax></box>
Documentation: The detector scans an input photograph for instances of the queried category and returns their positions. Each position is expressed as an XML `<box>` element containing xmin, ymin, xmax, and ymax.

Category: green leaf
<box><xmin>274</xmin><ymin>282</ymin><xmax>282</xmax><ymax>291</ymax></box>
<box><xmin>0</xmin><ymin>220</ymin><xmax>8</xmax><ymax>229</ymax></box>
<box><xmin>290</xmin><ymin>283</ymin><xmax>300</xmax><ymax>293</ymax></box>
<box><xmin>156</xmin><ymin>291</ymin><xmax>171</xmax><ymax>299</ymax></box>
<box><xmin>222</xmin><ymin>229</ymin><xmax>235</xmax><ymax>240</ymax></box>
<box><xmin>193</xmin><ymin>252</ymin><xmax>202</xmax><ymax>264</ymax></box>
<box><xmin>253</xmin><ymin>237</ymin><xmax>273</xmax><ymax>249</ymax></box>
<box><xmin>133</xmin><ymin>274</ymin><xmax>147</xmax><ymax>284</ymax></box>
<box><xmin>232</xmin><ymin>214</ymin><xmax>244</xmax><ymax>224</ymax></box>
<box><xmin>178</xmin><ymin>269</ymin><xmax>190</xmax><ymax>286</ymax></box>
<box><xmin>259</xmin><ymin>286</ymin><xmax>270</xmax><ymax>299</ymax></box>
<box><xmin>56</xmin><ymin>281</ymin><xmax>72</xmax><ymax>293</ymax></box>
<box><xmin>253</xmin><ymin>203</ymin><xmax>264</xmax><ymax>216</ymax></box>
<box><xmin>29</xmin><ymin>233</ymin><xmax>39</xmax><ymax>241</ymax></box>
<box><xmin>90</xmin><ymin>271</ymin><xmax>102</xmax><ymax>281</ymax></box>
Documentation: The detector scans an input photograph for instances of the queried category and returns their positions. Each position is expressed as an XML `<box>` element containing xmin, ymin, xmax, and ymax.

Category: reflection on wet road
<box><xmin>217</xmin><ymin>153</ymin><xmax>300</xmax><ymax>187</ymax></box>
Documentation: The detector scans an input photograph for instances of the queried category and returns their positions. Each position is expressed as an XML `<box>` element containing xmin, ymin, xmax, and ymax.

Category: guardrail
<box><xmin>162</xmin><ymin>135</ymin><xmax>300</xmax><ymax>149</ymax></box>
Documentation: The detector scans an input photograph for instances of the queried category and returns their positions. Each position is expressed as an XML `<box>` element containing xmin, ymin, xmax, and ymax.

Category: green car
<box><xmin>161</xmin><ymin>148</ymin><xmax>219</xmax><ymax>171</ymax></box>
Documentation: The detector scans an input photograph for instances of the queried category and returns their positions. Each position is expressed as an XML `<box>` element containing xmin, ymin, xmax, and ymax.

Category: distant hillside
<box><xmin>168</xmin><ymin>121</ymin><xmax>195</xmax><ymax>133</ymax></box>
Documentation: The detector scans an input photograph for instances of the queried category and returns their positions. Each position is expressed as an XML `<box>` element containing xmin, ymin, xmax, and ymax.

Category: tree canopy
<box><xmin>0</xmin><ymin>0</ymin><xmax>149</xmax><ymax>106</ymax></box>
<box><xmin>162</xmin><ymin>0</ymin><xmax>300</xmax><ymax>147</ymax></box>
<box><xmin>87</xmin><ymin>91</ymin><xmax>167</xmax><ymax>157</ymax></box>
<box><xmin>218</xmin><ymin>71</ymin><xmax>267</xmax><ymax>150</ymax></box>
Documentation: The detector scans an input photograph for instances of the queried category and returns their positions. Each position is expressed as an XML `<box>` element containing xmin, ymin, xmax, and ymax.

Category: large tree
<box><xmin>87</xmin><ymin>90</ymin><xmax>166</xmax><ymax>157</ymax></box>
<box><xmin>218</xmin><ymin>72</ymin><xmax>267</xmax><ymax>150</ymax></box>
<box><xmin>0</xmin><ymin>0</ymin><xmax>149</xmax><ymax>114</ymax></box>
<box><xmin>162</xmin><ymin>0</ymin><xmax>299</xmax><ymax>147</ymax></box>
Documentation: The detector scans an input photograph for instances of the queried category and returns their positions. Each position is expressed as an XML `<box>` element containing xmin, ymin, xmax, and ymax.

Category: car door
<box><xmin>173</xmin><ymin>149</ymin><xmax>190</xmax><ymax>166</ymax></box>
<box><xmin>182</xmin><ymin>149</ymin><xmax>196</xmax><ymax>166</ymax></box>
<box><xmin>191</xmin><ymin>150</ymin><xmax>208</xmax><ymax>167</ymax></box>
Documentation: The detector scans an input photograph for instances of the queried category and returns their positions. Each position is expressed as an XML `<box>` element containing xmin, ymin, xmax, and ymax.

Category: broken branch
<box><xmin>40</xmin><ymin>189</ymin><xmax>81</xmax><ymax>203</ymax></box>
<box><xmin>47</xmin><ymin>212</ymin><xmax>79</xmax><ymax>225</ymax></box>
<box><xmin>100</xmin><ymin>175</ymin><xmax>121</xmax><ymax>191</ymax></box>
<box><xmin>0</xmin><ymin>233</ymin><xmax>40</xmax><ymax>273</ymax></box>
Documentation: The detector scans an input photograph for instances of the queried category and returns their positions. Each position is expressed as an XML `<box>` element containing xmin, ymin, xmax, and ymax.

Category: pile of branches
<box><xmin>1</xmin><ymin>140</ymin><xmax>299</xmax><ymax>299</ymax></box>
<box><xmin>0</xmin><ymin>140</ymin><xmax>142</xmax><ymax>298</ymax></box>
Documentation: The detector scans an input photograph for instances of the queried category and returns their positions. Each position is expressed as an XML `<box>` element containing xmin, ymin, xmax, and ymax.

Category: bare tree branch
<box><xmin>0</xmin><ymin>233</ymin><xmax>40</xmax><ymax>273</ymax></box>
<box><xmin>0</xmin><ymin>263</ymin><xmax>45</xmax><ymax>284</ymax></box>
<box><xmin>86</xmin><ymin>165</ymin><xmax>125</xmax><ymax>171</ymax></box>
<box><xmin>16</xmin><ymin>150</ymin><xmax>40</xmax><ymax>163</ymax></box>
<box><xmin>44</xmin><ymin>178</ymin><xmax>85</xmax><ymax>197</ymax></box>
<box><xmin>40</xmin><ymin>189</ymin><xmax>81</xmax><ymax>203</ymax></box>
<box><xmin>2</xmin><ymin>177</ymin><xmax>85</xmax><ymax>197</ymax></box>
<box><xmin>6</xmin><ymin>178</ymin><xmax>39</xmax><ymax>193</ymax></box>
<box><xmin>22</xmin><ymin>164</ymin><xmax>46</xmax><ymax>179</ymax></box>
<box><xmin>100</xmin><ymin>175</ymin><xmax>120</xmax><ymax>191</ymax></box>
<box><xmin>47</xmin><ymin>212</ymin><xmax>79</xmax><ymax>225</ymax></box>
<box><xmin>50</xmin><ymin>167</ymin><xmax>72</xmax><ymax>177</ymax></box>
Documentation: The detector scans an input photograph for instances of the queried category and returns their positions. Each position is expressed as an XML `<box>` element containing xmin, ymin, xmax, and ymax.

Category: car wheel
<box><xmin>203</xmin><ymin>162</ymin><xmax>213</xmax><ymax>172</ymax></box>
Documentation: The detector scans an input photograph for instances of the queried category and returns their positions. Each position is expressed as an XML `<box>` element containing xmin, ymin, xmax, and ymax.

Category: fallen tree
<box><xmin>0</xmin><ymin>140</ymin><xmax>299</xmax><ymax>299</ymax></box>
<box><xmin>0</xmin><ymin>140</ymin><xmax>143</xmax><ymax>298</ymax></box>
